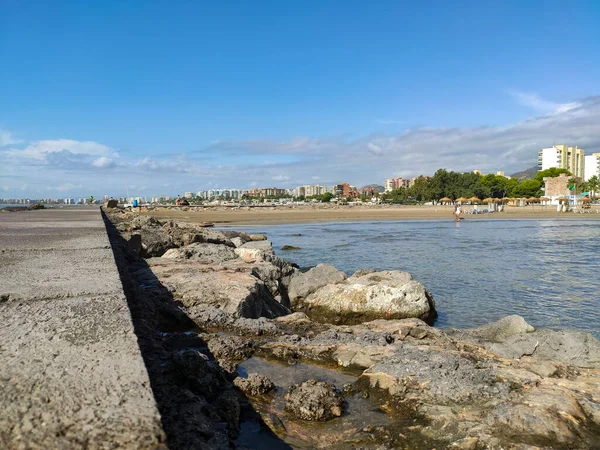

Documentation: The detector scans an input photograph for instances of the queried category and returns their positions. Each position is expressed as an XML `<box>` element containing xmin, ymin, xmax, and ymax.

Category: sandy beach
<box><xmin>141</xmin><ymin>204</ymin><xmax>600</xmax><ymax>226</ymax></box>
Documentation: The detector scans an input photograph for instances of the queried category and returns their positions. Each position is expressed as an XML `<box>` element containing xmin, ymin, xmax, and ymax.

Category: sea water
<box><xmin>231</xmin><ymin>219</ymin><xmax>600</xmax><ymax>338</ymax></box>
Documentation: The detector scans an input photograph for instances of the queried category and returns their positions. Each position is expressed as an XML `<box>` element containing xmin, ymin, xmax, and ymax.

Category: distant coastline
<box><xmin>139</xmin><ymin>204</ymin><xmax>600</xmax><ymax>226</ymax></box>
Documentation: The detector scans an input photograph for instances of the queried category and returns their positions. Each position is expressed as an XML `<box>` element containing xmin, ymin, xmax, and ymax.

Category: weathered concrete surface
<box><xmin>0</xmin><ymin>209</ymin><xmax>165</xmax><ymax>449</ymax></box>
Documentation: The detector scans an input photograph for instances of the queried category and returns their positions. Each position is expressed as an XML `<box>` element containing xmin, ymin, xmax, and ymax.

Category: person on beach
<box><xmin>453</xmin><ymin>202</ymin><xmax>461</xmax><ymax>221</ymax></box>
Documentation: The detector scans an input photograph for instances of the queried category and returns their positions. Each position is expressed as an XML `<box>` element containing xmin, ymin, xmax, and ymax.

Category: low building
<box><xmin>543</xmin><ymin>173</ymin><xmax>581</xmax><ymax>203</ymax></box>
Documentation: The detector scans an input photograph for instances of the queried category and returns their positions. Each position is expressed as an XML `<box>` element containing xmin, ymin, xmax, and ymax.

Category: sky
<box><xmin>1</xmin><ymin>0</ymin><xmax>599</xmax><ymax>198</ymax></box>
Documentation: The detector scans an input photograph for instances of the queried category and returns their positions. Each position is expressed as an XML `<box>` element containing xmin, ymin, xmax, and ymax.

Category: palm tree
<box><xmin>588</xmin><ymin>175</ymin><xmax>600</xmax><ymax>200</ymax></box>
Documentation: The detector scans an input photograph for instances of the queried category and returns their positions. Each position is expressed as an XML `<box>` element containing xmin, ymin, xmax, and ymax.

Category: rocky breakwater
<box><xmin>110</xmin><ymin>208</ymin><xmax>436</xmax><ymax>328</ymax></box>
<box><xmin>103</xmin><ymin>209</ymin><xmax>600</xmax><ymax>449</ymax></box>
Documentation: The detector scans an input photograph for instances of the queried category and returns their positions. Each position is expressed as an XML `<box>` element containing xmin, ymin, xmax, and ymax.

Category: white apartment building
<box><xmin>584</xmin><ymin>153</ymin><xmax>600</xmax><ymax>181</ymax></box>
<box><xmin>384</xmin><ymin>177</ymin><xmax>410</xmax><ymax>192</ymax></box>
<box><xmin>295</xmin><ymin>184</ymin><xmax>328</xmax><ymax>197</ymax></box>
<box><xmin>538</xmin><ymin>145</ymin><xmax>585</xmax><ymax>179</ymax></box>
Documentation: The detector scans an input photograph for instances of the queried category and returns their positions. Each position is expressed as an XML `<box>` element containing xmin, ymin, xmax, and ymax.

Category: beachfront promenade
<box><xmin>0</xmin><ymin>209</ymin><xmax>165</xmax><ymax>448</ymax></box>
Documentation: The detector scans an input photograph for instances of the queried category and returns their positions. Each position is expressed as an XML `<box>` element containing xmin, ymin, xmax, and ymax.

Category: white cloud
<box><xmin>509</xmin><ymin>90</ymin><xmax>581</xmax><ymax>115</ymax></box>
<box><xmin>4</xmin><ymin>139</ymin><xmax>117</xmax><ymax>161</ymax></box>
<box><xmin>0</xmin><ymin>130</ymin><xmax>22</xmax><ymax>147</ymax></box>
<box><xmin>47</xmin><ymin>183</ymin><xmax>83</xmax><ymax>192</ymax></box>
<box><xmin>3</xmin><ymin>96</ymin><xmax>600</xmax><ymax>198</ymax></box>
<box><xmin>92</xmin><ymin>156</ymin><xmax>115</xmax><ymax>168</ymax></box>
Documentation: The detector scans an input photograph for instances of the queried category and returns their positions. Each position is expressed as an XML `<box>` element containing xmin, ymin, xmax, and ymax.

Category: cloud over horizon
<box><xmin>2</xmin><ymin>95</ymin><xmax>600</xmax><ymax>198</ymax></box>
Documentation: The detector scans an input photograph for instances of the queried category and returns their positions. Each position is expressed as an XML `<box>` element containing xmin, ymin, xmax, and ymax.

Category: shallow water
<box><xmin>229</xmin><ymin>219</ymin><xmax>600</xmax><ymax>337</ymax></box>
<box><xmin>236</xmin><ymin>357</ymin><xmax>391</xmax><ymax>449</ymax></box>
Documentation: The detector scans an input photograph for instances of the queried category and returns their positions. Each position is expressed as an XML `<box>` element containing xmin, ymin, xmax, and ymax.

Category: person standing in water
<box><xmin>453</xmin><ymin>202</ymin><xmax>462</xmax><ymax>221</ymax></box>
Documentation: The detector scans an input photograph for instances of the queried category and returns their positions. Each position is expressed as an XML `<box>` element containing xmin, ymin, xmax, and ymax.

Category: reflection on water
<box><xmin>228</xmin><ymin>219</ymin><xmax>600</xmax><ymax>337</ymax></box>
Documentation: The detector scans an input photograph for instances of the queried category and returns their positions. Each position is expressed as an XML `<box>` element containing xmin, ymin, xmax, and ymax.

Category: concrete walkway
<box><xmin>0</xmin><ymin>208</ymin><xmax>165</xmax><ymax>448</ymax></box>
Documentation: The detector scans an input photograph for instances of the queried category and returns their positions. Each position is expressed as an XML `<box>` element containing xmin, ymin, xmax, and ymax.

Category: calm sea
<box><xmin>231</xmin><ymin>219</ymin><xmax>600</xmax><ymax>338</ymax></box>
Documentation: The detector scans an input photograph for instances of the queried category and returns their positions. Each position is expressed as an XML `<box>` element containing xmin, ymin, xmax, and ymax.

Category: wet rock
<box><xmin>234</xmin><ymin>374</ymin><xmax>275</xmax><ymax>396</ymax></box>
<box><xmin>27</xmin><ymin>203</ymin><xmax>45</xmax><ymax>210</ymax></box>
<box><xmin>235</xmin><ymin>241</ymin><xmax>274</xmax><ymax>263</ymax></box>
<box><xmin>207</xmin><ymin>335</ymin><xmax>254</xmax><ymax>361</ymax></box>
<box><xmin>465</xmin><ymin>315</ymin><xmax>535</xmax><ymax>341</ymax></box>
<box><xmin>287</xmin><ymin>264</ymin><xmax>347</xmax><ymax>306</ymax></box>
<box><xmin>281</xmin><ymin>245</ymin><xmax>301</xmax><ymax>251</ymax></box>
<box><xmin>215</xmin><ymin>390</ymin><xmax>241</xmax><ymax>438</ymax></box>
<box><xmin>248</xmin><ymin>234</ymin><xmax>267</xmax><ymax>241</ymax></box>
<box><xmin>486</xmin><ymin>329</ymin><xmax>600</xmax><ymax>368</ymax></box>
<box><xmin>284</xmin><ymin>379</ymin><xmax>345</xmax><ymax>421</ymax></box>
<box><xmin>304</xmin><ymin>270</ymin><xmax>437</xmax><ymax>325</ymax></box>
<box><xmin>105</xmin><ymin>199</ymin><xmax>118</xmax><ymax>208</ymax></box>
<box><xmin>160</xmin><ymin>242</ymin><xmax>238</xmax><ymax>262</ymax></box>
<box><xmin>360</xmin><ymin>345</ymin><xmax>509</xmax><ymax>403</ymax></box>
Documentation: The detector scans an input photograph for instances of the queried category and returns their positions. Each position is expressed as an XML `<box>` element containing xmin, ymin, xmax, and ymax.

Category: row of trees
<box><xmin>380</xmin><ymin>168</ymin><xmax>597</xmax><ymax>203</ymax></box>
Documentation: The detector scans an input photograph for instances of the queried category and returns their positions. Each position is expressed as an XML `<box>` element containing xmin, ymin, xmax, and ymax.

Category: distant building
<box><xmin>496</xmin><ymin>171</ymin><xmax>505</xmax><ymax>177</ymax></box>
<box><xmin>473</xmin><ymin>169</ymin><xmax>482</xmax><ymax>175</ymax></box>
<box><xmin>184</xmin><ymin>192</ymin><xmax>194</xmax><ymax>198</ymax></box>
<box><xmin>332</xmin><ymin>183</ymin><xmax>351</xmax><ymax>198</ymax></box>
<box><xmin>295</xmin><ymin>185</ymin><xmax>328</xmax><ymax>197</ymax></box>
<box><xmin>384</xmin><ymin>177</ymin><xmax>410</xmax><ymax>192</ymax></box>
<box><xmin>543</xmin><ymin>173</ymin><xmax>576</xmax><ymax>198</ymax></box>
<box><xmin>538</xmin><ymin>145</ymin><xmax>585</xmax><ymax>179</ymax></box>
<box><xmin>584</xmin><ymin>153</ymin><xmax>600</xmax><ymax>181</ymax></box>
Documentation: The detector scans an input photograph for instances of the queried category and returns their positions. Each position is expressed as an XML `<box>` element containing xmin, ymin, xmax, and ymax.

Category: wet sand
<box><xmin>141</xmin><ymin>204</ymin><xmax>600</xmax><ymax>226</ymax></box>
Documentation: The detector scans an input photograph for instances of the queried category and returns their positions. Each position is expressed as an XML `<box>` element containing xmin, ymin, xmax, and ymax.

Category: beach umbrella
<box><xmin>540</xmin><ymin>197</ymin><xmax>550</xmax><ymax>201</ymax></box>
<box><xmin>469</xmin><ymin>196</ymin><xmax>481</xmax><ymax>204</ymax></box>
<box><xmin>556</xmin><ymin>196</ymin><xmax>569</xmax><ymax>202</ymax></box>
<box><xmin>579</xmin><ymin>197</ymin><xmax>591</xmax><ymax>202</ymax></box>
<box><xmin>456</xmin><ymin>197</ymin><xmax>468</xmax><ymax>203</ymax></box>
<box><xmin>528</xmin><ymin>197</ymin><xmax>540</xmax><ymax>203</ymax></box>
<box><xmin>483</xmin><ymin>197</ymin><xmax>494</xmax><ymax>203</ymax></box>
<box><xmin>439</xmin><ymin>197</ymin><xmax>452</xmax><ymax>203</ymax></box>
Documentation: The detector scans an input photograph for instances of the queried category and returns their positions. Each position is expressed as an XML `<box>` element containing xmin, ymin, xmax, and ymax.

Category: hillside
<box><xmin>361</xmin><ymin>184</ymin><xmax>385</xmax><ymax>193</ymax></box>
<box><xmin>510</xmin><ymin>165</ymin><xmax>538</xmax><ymax>181</ymax></box>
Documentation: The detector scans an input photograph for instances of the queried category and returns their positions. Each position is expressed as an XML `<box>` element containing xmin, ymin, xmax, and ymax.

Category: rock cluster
<box><xmin>108</xmin><ymin>209</ymin><xmax>437</xmax><ymax>326</ymax></box>
<box><xmin>102</xmin><ymin>209</ymin><xmax>600</xmax><ymax>449</ymax></box>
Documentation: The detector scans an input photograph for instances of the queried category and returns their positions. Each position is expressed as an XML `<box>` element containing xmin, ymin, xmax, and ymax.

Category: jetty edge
<box><xmin>0</xmin><ymin>208</ymin><xmax>165</xmax><ymax>449</ymax></box>
<box><xmin>104</xmin><ymin>207</ymin><xmax>600</xmax><ymax>449</ymax></box>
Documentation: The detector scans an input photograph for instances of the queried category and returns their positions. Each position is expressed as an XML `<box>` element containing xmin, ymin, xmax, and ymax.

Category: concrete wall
<box><xmin>0</xmin><ymin>209</ymin><xmax>165</xmax><ymax>448</ymax></box>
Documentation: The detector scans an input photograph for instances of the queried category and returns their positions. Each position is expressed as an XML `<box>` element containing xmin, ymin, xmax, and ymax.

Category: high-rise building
<box><xmin>384</xmin><ymin>177</ymin><xmax>410</xmax><ymax>192</ymax></box>
<box><xmin>538</xmin><ymin>145</ymin><xmax>585</xmax><ymax>179</ymax></box>
<box><xmin>584</xmin><ymin>153</ymin><xmax>600</xmax><ymax>181</ymax></box>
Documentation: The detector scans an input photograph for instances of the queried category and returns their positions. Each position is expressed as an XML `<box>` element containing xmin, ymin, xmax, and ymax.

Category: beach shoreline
<box><xmin>140</xmin><ymin>204</ymin><xmax>600</xmax><ymax>226</ymax></box>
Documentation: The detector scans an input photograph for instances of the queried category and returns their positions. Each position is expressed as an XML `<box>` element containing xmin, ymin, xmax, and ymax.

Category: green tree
<box><xmin>511</xmin><ymin>179</ymin><xmax>542</xmax><ymax>198</ymax></box>
<box><xmin>535</xmin><ymin>168</ymin><xmax>571</xmax><ymax>182</ymax></box>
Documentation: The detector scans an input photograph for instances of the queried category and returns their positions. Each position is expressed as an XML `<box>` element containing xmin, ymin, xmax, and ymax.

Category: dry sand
<box><xmin>141</xmin><ymin>204</ymin><xmax>600</xmax><ymax>226</ymax></box>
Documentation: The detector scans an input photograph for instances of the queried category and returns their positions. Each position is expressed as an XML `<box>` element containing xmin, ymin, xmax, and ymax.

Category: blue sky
<box><xmin>1</xmin><ymin>0</ymin><xmax>599</xmax><ymax>198</ymax></box>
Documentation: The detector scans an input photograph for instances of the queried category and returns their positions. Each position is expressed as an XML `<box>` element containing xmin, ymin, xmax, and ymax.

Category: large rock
<box><xmin>160</xmin><ymin>242</ymin><xmax>238</xmax><ymax>262</ymax></box>
<box><xmin>234</xmin><ymin>240</ymin><xmax>274</xmax><ymax>263</ymax></box>
<box><xmin>148</xmin><ymin>258</ymin><xmax>290</xmax><ymax>320</ymax></box>
<box><xmin>287</xmin><ymin>264</ymin><xmax>347</xmax><ymax>306</ymax></box>
<box><xmin>234</xmin><ymin>374</ymin><xmax>275</xmax><ymax>396</ymax></box>
<box><xmin>464</xmin><ymin>315</ymin><xmax>535</xmax><ymax>342</ymax></box>
<box><xmin>485</xmin><ymin>329</ymin><xmax>600</xmax><ymax>368</ymax></box>
<box><xmin>303</xmin><ymin>270</ymin><xmax>436</xmax><ymax>324</ymax></box>
<box><xmin>284</xmin><ymin>379</ymin><xmax>344</xmax><ymax>421</ymax></box>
